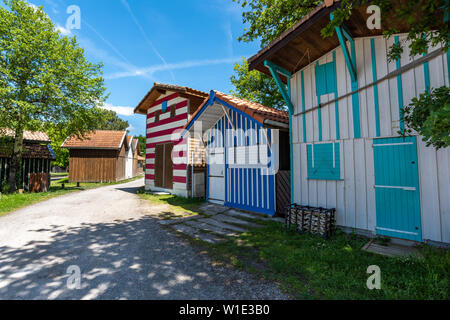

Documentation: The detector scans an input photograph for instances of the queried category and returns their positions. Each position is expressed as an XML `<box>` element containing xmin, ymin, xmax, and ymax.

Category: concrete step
<box><xmin>212</xmin><ymin>214</ymin><xmax>262</xmax><ymax>228</ymax></box>
<box><xmin>198</xmin><ymin>218</ymin><xmax>248</xmax><ymax>233</ymax></box>
<box><xmin>197</xmin><ymin>203</ymin><xmax>229</xmax><ymax>216</ymax></box>
<box><xmin>185</xmin><ymin>220</ymin><xmax>239</xmax><ymax>238</ymax></box>
<box><xmin>171</xmin><ymin>224</ymin><xmax>225</xmax><ymax>244</ymax></box>
<box><xmin>225</xmin><ymin>209</ymin><xmax>271</xmax><ymax>221</ymax></box>
<box><xmin>157</xmin><ymin>215</ymin><xmax>200</xmax><ymax>226</ymax></box>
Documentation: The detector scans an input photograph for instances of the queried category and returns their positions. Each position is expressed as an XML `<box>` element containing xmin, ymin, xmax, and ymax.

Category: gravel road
<box><xmin>0</xmin><ymin>179</ymin><xmax>288</xmax><ymax>300</ymax></box>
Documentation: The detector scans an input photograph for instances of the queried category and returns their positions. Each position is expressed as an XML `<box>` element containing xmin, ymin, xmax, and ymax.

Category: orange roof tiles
<box><xmin>62</xmin><ymin>130</ymin><xmax>127</xmax><ymax>150</ymax></box>
<box><xmin>1</xmin><ymin>129</ymin><xmax>51</xmax><ymax>143</ymax></box>
<box><xmin>186</xmin><ymin>91</ymin><xmax>289</xmax><ymax>130</ymax></box>
<box><xmin>134</xmin><ymin>83</ymin><xmax>208</xmax><ymax>114</ymax></box>
<box><xmin>214</xmin><ymin>91</ymin><xmax>289</xmax><ymax>125</ymax></box>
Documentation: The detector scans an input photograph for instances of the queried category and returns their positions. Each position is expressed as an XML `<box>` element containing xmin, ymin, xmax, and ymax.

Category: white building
<box><xmin>248</xmin><ymin>1</ymin><xmax>449</xmax><ymax>245</ymax></box>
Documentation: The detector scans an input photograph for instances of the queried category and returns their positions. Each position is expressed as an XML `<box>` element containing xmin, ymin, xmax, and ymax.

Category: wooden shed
<box><xmin>0</xmin><ymin>129</ymin><xmax>56</xmax><ymax>192</ymax></box>
<box><xmin>182</xmin><ymin>91</ymin><xmax>291</xmax><ymax>216</ymax></box>
<box><xmin>134</xmin><ymin>83</ymin><xmax>210</xmax><ymax>198</ymax></box>
<box><xmin>248</xmin><ymin>0</ymin><xmax>450</xmax><ymax>244</ymax></box>
<box><xmin>62</xmin><ymin>130</ymin><xmax>134</xmax><ymax>183</ymax></box>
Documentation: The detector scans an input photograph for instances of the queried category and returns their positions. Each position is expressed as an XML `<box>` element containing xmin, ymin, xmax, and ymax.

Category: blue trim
<box><xmin>424</xmin><ymin>57</ymin><xmax>430</xmax><ymax>92</ymax></box>
<box><xmin>206</xmin><ymin>163</ymin><xmax>209</xmax><ymax>201</ymax></box>
<box><xmin>395</xmin><ymin>36</ymin><xmax>405</xmax><ymax>133</ymax></box>
<box><xmin>265</xmin><ymin>59</ymin><xmax>294</xmax><ymax>205</ymax></box>
<box><xmin>162</xmin><ymin>101</ymin><xmax>168</xmax><ymax>113</ymax></box>
<box><xmin>301</xmin><ymin>71</ymin><xmax>307</xmax><ymax>143</ymax></box>
<box><xmin>333</xmin><ymin>51</ymin><xmax>340</xmax><ymax>140</ymax></box>
<box><xmin>182</xmin><ymin>94</ymin><xmax>215</xmax><ymax>137</ymax></box>
<box><xmin>332</xmin><ymin>13</ymin><xmax>360</xmax><ymax>138</ymax></box>
<box><xmin>446</xmin><ymin>0</ymin><xmax>450</xmax><ymax>84</ymax></box>
<box><xmin>371</xmin><ymin>38</ymin><xmax>381</xmax><ymax>137</ymax></box>
<box><xmin>374</xmin><ymin>136</ymin><xmax>422</xmax><ymax>241</ymax></box>
<box><xmin>264</xmin><ymin>60</ymin><xmax>294</xmax><ymax>114</ymax></box>
<box><xmin>307</xmin><ymin>143</ymin><xmax>341</xmax><ymax>180</ymax></box>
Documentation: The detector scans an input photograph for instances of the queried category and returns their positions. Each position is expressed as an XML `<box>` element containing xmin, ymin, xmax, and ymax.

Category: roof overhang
<box><xmin>134</xmin><ymin>83</ymin><xmax>208</xmax><ymax>115</ymax></box>
<box><xmin>247</xmin><ymin>1</ymin><xmax>411</xmax><ymax>80</ymax></box>
<box><xmin>182</xmin><ymin>91</ymin><xmax>289</xmax><ymax>139</ymax></box>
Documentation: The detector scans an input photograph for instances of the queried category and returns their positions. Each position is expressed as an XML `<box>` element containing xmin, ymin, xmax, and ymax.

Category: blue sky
<box><xmin>21</xmin><ymin>0</ymin><xmax>260</xmax><ymax>136</ymax></box>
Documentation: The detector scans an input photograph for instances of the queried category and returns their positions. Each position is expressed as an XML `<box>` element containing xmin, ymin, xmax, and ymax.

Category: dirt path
<box><xmin>0</xmin><ymin>179</ymin><xmax>287</xmax><ymax>300</ymax></box>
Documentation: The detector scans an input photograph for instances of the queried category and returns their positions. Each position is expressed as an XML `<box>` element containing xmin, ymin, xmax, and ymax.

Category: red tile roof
<box><xmin>134</xmin><ymin>83</ymin><xmax>208</xmax><ymax>115</ymax></box>
<box><xmin>186</xmin><ymin>91</ymin><xmax>289</xmax><ymax>131</ymax></box>
<box><xmin>61</xmin><ymin>130</ymin><xmax>127</xmax><ymax>150</ymax></box>
<box><xmin>1</xmin><ymin>129</ymin><xmax>51</xmax><ymax>143</ymax></box>
<box><xmin>214</xmin><ymin>91</ymin><xmax>289</xmax><ymax>125</ymax></box>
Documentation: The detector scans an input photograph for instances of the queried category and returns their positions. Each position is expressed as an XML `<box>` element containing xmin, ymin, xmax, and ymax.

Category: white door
<box><xmin>125</xmin><ymin>149</ymin><xmax>133</xmax><ymax>179</ymax></box>
<box><xmin>208</xmin><ymin>148</ymin><xmax>225</xmax><ymax>204</ymax></box>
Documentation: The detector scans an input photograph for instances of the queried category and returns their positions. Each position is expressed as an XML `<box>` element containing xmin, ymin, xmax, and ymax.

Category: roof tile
<box><xmin>62</xmin><ymin>130</ymin><xmax>127</xmax><ymax>150</ymax></box>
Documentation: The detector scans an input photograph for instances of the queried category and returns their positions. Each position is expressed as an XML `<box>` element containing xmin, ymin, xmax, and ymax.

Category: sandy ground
<box><xmin>0</xmin><ymin>179</ymin><xmax>287</xmax><ymax>300</ymax></box>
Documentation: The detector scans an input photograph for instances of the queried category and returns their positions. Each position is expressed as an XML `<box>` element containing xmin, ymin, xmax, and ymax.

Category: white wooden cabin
<box><xmin>248</xmin><ymin>1</ymin><xmax>449</xmax><ymax>245</ymax></box>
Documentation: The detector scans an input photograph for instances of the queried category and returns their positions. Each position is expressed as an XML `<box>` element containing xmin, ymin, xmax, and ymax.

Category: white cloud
<box><xmin>105</xmin><ymin>57</ymin><xmax>241</xmax><ymax>80</ymax></box>
<box><xmin>55</xmin><ymin>24</ymin><xmax>71</xmax><ymax>36</ymax></box>
<box><xmin>101</xmin><ymin>103</ymin><xmax>135</xmax><ymax>116</ymax></box>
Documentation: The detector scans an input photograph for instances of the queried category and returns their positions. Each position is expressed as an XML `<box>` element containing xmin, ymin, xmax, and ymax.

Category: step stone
<box><xmin>198</xmin><ymin>218</ymin><xmax>248</xmax><ymax>233</ymax></box>
<box><xmin>213</xmin><ymin>214</ymin><xmax>262</xmax><ymax>228</ymax></box>
<box><xmin>185</xmin><ymin>220</ymin><xmax>239</xmax><ymax>238</ymax></box>
<box><xmin>171</xmin><ymin>224</ymin><xmax>225</xmax><ymax>244</ymax></box>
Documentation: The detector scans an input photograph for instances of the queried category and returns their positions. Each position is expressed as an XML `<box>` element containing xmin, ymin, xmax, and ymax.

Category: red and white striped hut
<box><xmin>134</xmin><ymin>83</ymin><xmax>209</xmax><ymax>197</ymax></box>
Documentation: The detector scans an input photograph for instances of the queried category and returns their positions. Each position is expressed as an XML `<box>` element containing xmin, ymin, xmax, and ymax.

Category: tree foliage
<box><xmin>234</xmin><ymin>0</ymin><xmax>449</xmax><ymax>59</ymax></box>
<box><xmin>402</xmin><ymin>86</ymin><xmax>450</xmax><ymax>150</ymax></box>
<box><xmin>41</xmin><ymin>109</ymin><xmax>129</xmax><ymax>169</ymax></box>
<box><xmin>230</xmin><ymin>58</ymin><xmax>285</xmax><ymax>110</ymax></box>
<box><xmin>231</xmin><ymin>0</ymin><xmax>449</xmax><ymax>145</ymax></box>
<box><xmin>0</xmin><ymin>0</ymin><xmax>107</xmax><ymax>191</ymax></box>
<box><xmin>96</xmin><ymin>109</ymin><xmax>130</xmax><ymax>131</ymax></box>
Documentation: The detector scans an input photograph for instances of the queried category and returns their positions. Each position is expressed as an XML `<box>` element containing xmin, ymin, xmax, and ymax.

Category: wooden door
<box><xmin>154</xmin><ymin>144</ymin><xmax>164</xmax><ymax>188</ymax></box>
<box><xmin>374</xmin><ymin>137</ymin><xmax>422</xmax><ymax>241</ymax></box>
<box><xmin>164</xmin><ymin>143</ymin><xmax>173</xmax><ymax>189</ymax></box>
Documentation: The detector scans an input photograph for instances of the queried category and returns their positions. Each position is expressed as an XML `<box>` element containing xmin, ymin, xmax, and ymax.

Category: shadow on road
<box><xmin>0</xmin><ymin>216</ymin><xmax>254</xmax><ymax>300</ymax></box>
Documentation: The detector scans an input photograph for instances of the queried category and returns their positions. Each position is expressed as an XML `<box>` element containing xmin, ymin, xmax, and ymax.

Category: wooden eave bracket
<box><xmin>264</xmin><ymin>60</ymin><xmax>294</xmax><ymax>114</ymax></box>
<box><xmin>331</xmin><ymin>13</ymin><xmax>357</xmax><ymax>82</ymax></box>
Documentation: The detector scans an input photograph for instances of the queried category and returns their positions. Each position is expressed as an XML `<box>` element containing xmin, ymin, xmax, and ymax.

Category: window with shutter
<box><xmin>155</xmin><ymin>110</ymin><xmax>160</xmax><ymax>123</ymax></box>
<box><xmin>307</xmin><ymin>143</ymin><xmax>341</xmax><ymax>180</ymax></box>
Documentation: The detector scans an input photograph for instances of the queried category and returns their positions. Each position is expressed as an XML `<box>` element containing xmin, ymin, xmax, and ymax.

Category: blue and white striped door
<box><xmin>373</xmin><ymin>137</ymin><xmax>422</xmax><ymax>241</ymax></box>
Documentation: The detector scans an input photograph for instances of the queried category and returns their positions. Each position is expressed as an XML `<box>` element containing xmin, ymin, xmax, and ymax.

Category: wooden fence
<box><xmin>276</xmin><ymin>170</ymin><xmax>291</xmax><ymax>216</ymax></box>
<box><xmin>0</xmin><ymin>157</ymin><xmax>51</xmax><ymax>192</ymax></box>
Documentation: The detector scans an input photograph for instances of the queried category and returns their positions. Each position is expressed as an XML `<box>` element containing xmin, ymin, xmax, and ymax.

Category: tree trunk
<box><xmin>7</xmin><ymin>127</ymin><xmax>24</xmax><ymax>193</ymax></box>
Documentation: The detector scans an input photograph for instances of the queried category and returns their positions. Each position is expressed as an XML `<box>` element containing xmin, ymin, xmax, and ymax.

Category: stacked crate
<box><xmin>285</xmin><ymin>205</ymin><xmax>336</xmax><ymax>238</ymax></box>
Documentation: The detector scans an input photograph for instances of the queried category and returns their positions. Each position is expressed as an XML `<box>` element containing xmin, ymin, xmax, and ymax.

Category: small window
<box><xmin>170</xmin><ymin>104</ymin><xmax>176</xmax><ymax>118</ymax></box>
<box><xmin>155</xmin><ymin>110</ymin><xmax>160</xmax><ymax>123</ymax></box>
<box><xmin>161</xmin><ymin>101</ymin><xmax>168</xmax><ymax>113</ymax></box>
<box><xmin>307</xmin><ymin>143</ymin><xmax>341</xmax><ymax>180</ymax></box>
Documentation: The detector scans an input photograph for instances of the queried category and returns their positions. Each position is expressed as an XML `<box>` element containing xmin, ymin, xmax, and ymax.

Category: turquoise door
<box><xmin>373</xmin><ymin>137</ymin><xmax>422</xmax><ymax>241</ymax></box>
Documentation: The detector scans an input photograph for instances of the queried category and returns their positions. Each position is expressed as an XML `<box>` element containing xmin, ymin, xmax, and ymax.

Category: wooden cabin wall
<box><xmin>290</xmin><ymin>34</ymin><xmax>450</xmax><ymax>243</ymax></box>
<box><xmin>69</xmin><ymin>149</ymin><xmax>119</xmax><ymax>183</ymax></box>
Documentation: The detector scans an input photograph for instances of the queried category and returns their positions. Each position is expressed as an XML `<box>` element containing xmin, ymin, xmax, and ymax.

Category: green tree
<box><xmin>0</xmin><ymin>0</ymin><xmax>107</xmax><ymax>192</ymax></box>
<box><xmin>234</xmin><ymin>0</ymin><xmax>449</xmax><ymax>59</ymax></box>
<box><xmin>96</xmin><ymin>109</ymin><xmax>130</xmax><ymax>131</ymax></box>
<box><xmin>230</xmin><ymin>58</ymin><xmax>285</xmax><ymax>110</ymax></box>
<box><xmin>41</xmin><ymin>109</ymin><xmax>129</xmax><ymax>169</ymax></box>
<box><xmin>136</xmin><ymin>135</ymin><xmax>146</xmax><ymax>156</ymax></box>
<box><xmin>232</xmin><ymin>0</ymin><xmax>449</xmax><ymax>145</ymax></box>
<box><xmin>402</xmin><ymin>87</ymin><xmax>450</xmax><ymax>150</ymax></box>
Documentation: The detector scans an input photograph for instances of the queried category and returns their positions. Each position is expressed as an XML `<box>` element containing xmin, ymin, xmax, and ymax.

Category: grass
<box><xmin>0</xmin><ymin>175</ymin><xmax>144</xmax><ymax>217</ymax></box>
<box><xmin>137</xmin><ymin>188</ymin><xmax>205</xmax><ymax>218</ymax></box>
<box><xmin>51</xmin><ymin>172</ymin><xmax>69</xmax><ymax>177</ymax></box>
<box><xmin>202</xmin><ymin>220</ymin><xmax>449</xmax><ymax>300</ymax></box>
